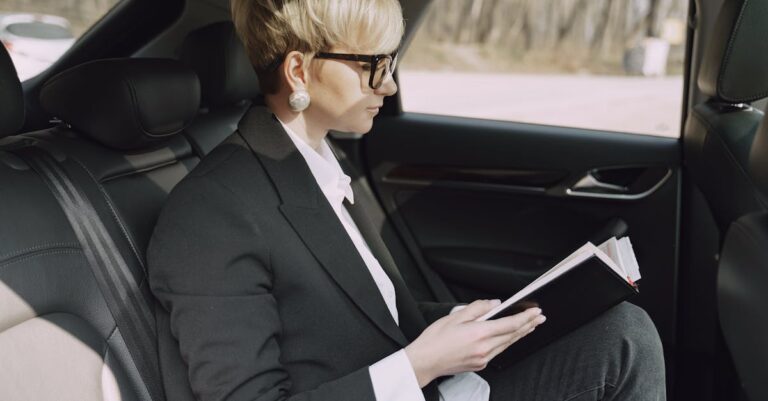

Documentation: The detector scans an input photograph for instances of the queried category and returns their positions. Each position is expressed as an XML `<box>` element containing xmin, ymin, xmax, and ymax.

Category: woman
<box><xmin>148</xmin><ymin>0</ymin><xmax>667</xmax><ymax>400</ymax></box>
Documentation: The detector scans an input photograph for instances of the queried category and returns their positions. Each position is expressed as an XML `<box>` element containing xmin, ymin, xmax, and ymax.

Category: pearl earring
<box><xmin>288</xmin><ymin>89</ymin><xmax>311</xmax><ymax>112</ymax></box>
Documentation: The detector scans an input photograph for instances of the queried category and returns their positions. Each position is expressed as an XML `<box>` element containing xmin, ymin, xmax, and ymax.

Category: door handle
<box><xmin>565</xmin><ymin>166</ymin><xmax>672</xmax><ymax>200</ymax></box>
<box><xmin>570</xmin><ymin>171</ymin><xmax>628</xmax><ymax>193</ymax></box>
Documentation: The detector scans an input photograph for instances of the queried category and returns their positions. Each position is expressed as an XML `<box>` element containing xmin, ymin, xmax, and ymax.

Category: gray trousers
<box><xmin>478</xmin><ymin>302</ymin><xmax>666</xmax><ymax>401</ymax></box>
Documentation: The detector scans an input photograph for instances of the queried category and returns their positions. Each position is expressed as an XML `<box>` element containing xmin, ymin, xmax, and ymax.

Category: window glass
<box><xmin>399</xmin><ymin>0</ymin><xmax>689</xmax><ymax>138</ymax></box>
<box><xmin>0</xmin><ymin>0</ymin><xmax>121</xmax><ymax>81</ymax></box>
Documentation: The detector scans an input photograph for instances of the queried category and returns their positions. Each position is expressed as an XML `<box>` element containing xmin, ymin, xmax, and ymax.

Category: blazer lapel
<box><xmin>330</xmin><ymin>144</ymin><xmax>428</xmax><ymax>341</ymax></box>
<box><xmin>236</xmin><ymin>106</ymin><xmax>408</xmax><ymax>347</ymax></box>
<box><xmin>342</xmin><ymin>184</ymin><xmax>428</xmax><ymax>342</ymax></box>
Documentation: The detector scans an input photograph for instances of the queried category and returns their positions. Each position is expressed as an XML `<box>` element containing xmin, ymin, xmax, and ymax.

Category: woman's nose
<box><xmin>376</xmin><ymin>73</ymin><xmax>398</xmax><ymax>96</ymax></box>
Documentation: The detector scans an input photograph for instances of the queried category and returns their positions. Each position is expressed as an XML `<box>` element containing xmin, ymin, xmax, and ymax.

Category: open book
<box><xmin>478</xmin><ymin>237</ymin><xmax>642</xmax><ymax>367</ymax></box>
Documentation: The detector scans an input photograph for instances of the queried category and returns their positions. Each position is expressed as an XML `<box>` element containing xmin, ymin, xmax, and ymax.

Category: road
<box><xmin>398</xmin><ymin>71</ymin><xmax>684</xmax><ymax>138</ymax></box>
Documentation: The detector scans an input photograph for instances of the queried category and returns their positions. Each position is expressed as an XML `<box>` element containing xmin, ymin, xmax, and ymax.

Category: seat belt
<box><xmin>14</xmin><ymin>146</ymin><xmax>165</xmax><ymax>401</ymax></box>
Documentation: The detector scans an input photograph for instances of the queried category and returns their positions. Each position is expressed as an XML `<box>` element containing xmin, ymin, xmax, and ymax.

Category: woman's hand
<box><xmin>404</xmin><ymin>300</ymin><xmax>546</xmax><ymax>387</ymax></box>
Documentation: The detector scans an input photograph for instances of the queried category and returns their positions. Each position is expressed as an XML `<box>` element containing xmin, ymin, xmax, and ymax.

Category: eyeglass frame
<box><xmin>314</xmin><ymin>51</ymin><xmax>398</xmax><ymax>89</ymax></box>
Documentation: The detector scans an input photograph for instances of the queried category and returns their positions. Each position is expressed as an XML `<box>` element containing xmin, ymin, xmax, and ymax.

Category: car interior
<box><xmin>0</xmin><ymin>0</ymin><xmax>766</xmax><ymax>400</ymax></box>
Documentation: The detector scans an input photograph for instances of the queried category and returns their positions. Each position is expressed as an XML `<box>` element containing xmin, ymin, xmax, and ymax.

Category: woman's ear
<box><xmin>282</xmin><ymin>51</ymin><xmax>308</xmax><ymax>91</ymax></box>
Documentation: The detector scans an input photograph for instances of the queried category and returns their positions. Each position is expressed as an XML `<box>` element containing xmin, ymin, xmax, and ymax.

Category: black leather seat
<box><xmin>0</xmin><ymin>19</ymin><xmax>273</xmax><ymax>397</ymax></box>
<box><xmin>683</xmin><ymin>0</ymin><xmax>768</xmax><ymax>237</ymax></box>
<box><xmin>0</xmin><ymin>54</ymin><xmax>201</xmax><ymax>400</ymax></box>
<box><xmin>0</xmin><ymin>21</ymin><xmax>443</xmax><ymax>400</ymax></box>
<box><xmin>717</xmin><ymin>116</ymin><xmax>768</xmax><ymax>401</ymax></box>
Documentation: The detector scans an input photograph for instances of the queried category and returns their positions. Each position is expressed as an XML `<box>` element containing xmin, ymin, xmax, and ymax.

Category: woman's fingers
<box><xmin>482</xmin><ymin>312</ymin><xmax>546</xmax><ymax>356</ymax></box>
<box><xmin>451</xmin><ymin>299</ymin><xmax>502</xmax><ymax>323</ymax></box>
<box><xmin>485</xmin><ymin>318</ymin><xmax>540</xmax><ymax>362</ymax></box>
<box><xmin>481</xmin><ymin>307</ymin><xmax>543</xmax><ymax>337</ymax></box>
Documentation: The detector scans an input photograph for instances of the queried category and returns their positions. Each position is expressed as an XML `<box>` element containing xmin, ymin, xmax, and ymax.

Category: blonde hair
<box><xmin>231</xmin><ymin>0</ymin><xmax>405</xmax><ymax>94</ymax></box>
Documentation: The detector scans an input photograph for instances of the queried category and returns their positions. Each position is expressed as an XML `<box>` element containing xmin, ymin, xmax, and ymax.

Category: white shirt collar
<box><xmin>276</xmin><ymin>116</ymin><xmax>355</xmax><ymax>211</ymax></box>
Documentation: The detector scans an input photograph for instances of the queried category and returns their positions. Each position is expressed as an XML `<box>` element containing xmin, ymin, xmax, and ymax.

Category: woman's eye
<box><xmin>361</xmin><ymin>63</ymin><xmax>372</xmax><ymax>71</ymax></box>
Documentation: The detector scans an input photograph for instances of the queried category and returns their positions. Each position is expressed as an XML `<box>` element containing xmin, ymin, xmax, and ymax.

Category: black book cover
<box><xmin>489</xmin><ymin>254</ymin><xmax>639</xmax><ymax>369</ymax></box>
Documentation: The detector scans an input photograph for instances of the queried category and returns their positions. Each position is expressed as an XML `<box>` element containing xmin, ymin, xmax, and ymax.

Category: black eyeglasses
<box><xmin>315</xmin><ymin>51</ymin><xmax>398</xmax><ymax>89</ymax></box>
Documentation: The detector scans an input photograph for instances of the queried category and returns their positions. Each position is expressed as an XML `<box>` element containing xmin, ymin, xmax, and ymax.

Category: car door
<box><xmin>336</xmin><ymin>0</ymin><xmax>687</xmax><ymax>395</ymax></box>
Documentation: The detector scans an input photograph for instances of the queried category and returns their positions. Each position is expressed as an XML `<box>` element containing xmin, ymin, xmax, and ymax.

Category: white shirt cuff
<box><xmin>369</xmin><ymin>349</ymin><xmax>425</xmax><ymax>401</ymax></box>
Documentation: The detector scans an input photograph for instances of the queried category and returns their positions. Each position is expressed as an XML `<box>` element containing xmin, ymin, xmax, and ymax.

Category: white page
<box><xmin>595</xmin><ymin>237</ymin><xmax>628</xmax><ymax>279</ymax></box>
<box><xmin>524</xmin><ymin>242</ymin><xmax>596</xmax><ymax>289</ymax></box>
<box><xmin>597</xmin><ymin>237</ymin><xmax>618</xmax><ymax>265</ymax></box>
<box><xmin>618</xmin><ymin>237</ymin><xmax>641</xmax><ymax>282</ymax></box>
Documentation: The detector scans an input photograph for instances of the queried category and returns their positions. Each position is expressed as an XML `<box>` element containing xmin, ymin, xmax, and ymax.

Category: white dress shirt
<box><xmin>278</xmin><ymin>117</ymin><xmax>490</xmax><ymax>401</ymax></box>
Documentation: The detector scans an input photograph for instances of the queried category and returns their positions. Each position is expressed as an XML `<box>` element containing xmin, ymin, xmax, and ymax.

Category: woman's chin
<box><xmin>347</xmin><ymin>119</ymin><xmax>375</xmax><ymax>135</ymax></box>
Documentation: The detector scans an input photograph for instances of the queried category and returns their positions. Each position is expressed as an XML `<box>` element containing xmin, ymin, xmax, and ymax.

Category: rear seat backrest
<box><xmin>179</xmin><ymin>21</ymin><xmax>261</xmax><ymax>156</ymax></box>
<box><xmin>33</xmin><ymin>58</ymin><xmax>202</xmax><ymax>257</ymax></box>
<box><xmin>684</xmin><ymin>0</ymin><xmax>768</xmax><ymax>236</ymax></box>
<box><xmin>0</xmin><ymin>23</ymin><xmax>266</xmax><ymax>400</ymax></box>
<box><xmin>0</xmin><ymin>55</ymin><xmax>201</xmax><ymax>401</ymax></box>
<box><xmin>717</xmin><ymin>109</ymin><xmax>768</xmax><ymax>401</ymax></box>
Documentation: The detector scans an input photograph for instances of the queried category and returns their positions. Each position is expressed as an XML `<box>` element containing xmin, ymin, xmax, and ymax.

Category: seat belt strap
<box><xmin>15</xmin><ymin>146</ymin><xmax>164</xmax><ymax>401</ymax></box>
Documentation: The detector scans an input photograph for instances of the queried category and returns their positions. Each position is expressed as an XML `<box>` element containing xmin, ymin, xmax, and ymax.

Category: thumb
<box><xmin>453</xmin><ymin>299</ymin><xmax>501</xmax><ymax>322</ymax></box>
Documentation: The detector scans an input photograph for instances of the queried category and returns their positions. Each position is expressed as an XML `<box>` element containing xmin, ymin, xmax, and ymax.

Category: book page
<box><xmin>593</xmin><ymin>239</ymin><xmax>630</xmax><ymax>281</ymax></box>
<box><xmin>597</xmin><ymin>237</ymin><xmax>619</xmax><ymax>265</ymax></box>
<box><xmin>618</xmin><ymin>237</ymin><xmax>641</xmax><ymax>282</ymax></box>
<box><xmin>597</xmin><ymin>237</ymin><xmax>641</xmax><ymax>283</ymax></box>
<box><xmin>525</xmin><ymin>242</ymin><xmax>596</xmax><ymax>289</ymax></box>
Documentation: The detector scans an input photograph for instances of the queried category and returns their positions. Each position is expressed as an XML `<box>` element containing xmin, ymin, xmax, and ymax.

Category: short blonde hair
<box><xmin>231</xmin><ymin>0</ymin><xmax>405</xmax><ymax>94</ymax></box>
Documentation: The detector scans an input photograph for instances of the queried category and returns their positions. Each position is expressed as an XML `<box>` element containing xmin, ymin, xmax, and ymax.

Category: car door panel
<box><xmin>362</xmin><ymin>112</ymin><xmax>680</xmax><ymax>347</ymax></box>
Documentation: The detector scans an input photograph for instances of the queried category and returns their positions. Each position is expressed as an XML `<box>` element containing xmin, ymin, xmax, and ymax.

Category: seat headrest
<box><xmin>750</xmin><ymin>106</ymin><xmax>768</xmax><ymax>199</ymax></box>
<box><xmin>0</xmin><ymin>45</ymin><xmax>24</xmax><ymax>138</ymax></box>
<box><xmin>40</xmin><ymin>58</ymin><xmax>200</xmax><ymax>151</ymax></box>
<box><xmin>179</xmin><ymin>21</ymin><xmax>260</xmax><ymax>108</ymax></box>
<box><xmin>698</xmin><ymin>0</ymin><xmax>768</xmax><ymax>103</ymax></box>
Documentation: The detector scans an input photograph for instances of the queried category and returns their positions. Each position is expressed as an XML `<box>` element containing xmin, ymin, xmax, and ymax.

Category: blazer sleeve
<box><xmin>148</xmin><ymin>175</ymin><xmax>377</xmax><ymax>401</ymax></box>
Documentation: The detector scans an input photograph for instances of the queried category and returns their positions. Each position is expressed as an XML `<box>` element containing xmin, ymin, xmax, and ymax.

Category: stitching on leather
<box><xmin>70</xmin><ymin>157</ymin><xmax>147</xmax><ymax>273</ymax></box>
<box><xmin>718</xmin><ymin>0</ymin><xmax>746</xmax><ymax>101</ymax></box>
<box><xmin>102</xmin><ymin>325</ymin><xmax>118</xmax><ymax>358</ymax></box>
<box><xmin>0</xmin><ymin>242</ymin><xmax>80</xmax><ymax>262</ymax></box>
<box><xmin>718</xmin><ymin>0</ymin><xmax>768</xmax><ymax>102</ymax></box>
<box><xmin>0</xmin><ymin>249</ymin><xmax>82</xmax><ymax>269</ymax></box>
<box><xmin>123</xmin><ymin>76</ymin><xmax>151</xmax><ymax>138</ymax></box>
<box><xmin>123</xmin><ymin>76</ymin><xmax>182</xmax><ymax>139</ymax></box>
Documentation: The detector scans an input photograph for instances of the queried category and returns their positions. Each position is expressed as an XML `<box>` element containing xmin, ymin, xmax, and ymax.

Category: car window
<box><xmin>399</xmin><ymin>0</ymin><xmax>689</xmax><ymax>138</ymax></box>
<box><xmin>0</xmin><ymin>0</ymin><xmax>121</xmax><ymax>81</ymax></box>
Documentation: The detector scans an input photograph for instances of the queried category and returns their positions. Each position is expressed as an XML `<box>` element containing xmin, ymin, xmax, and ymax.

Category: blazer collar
<box><xmin>236</xmin><ymin>105</ymin><xmax>412</xmax><ymax>346</ymax></box>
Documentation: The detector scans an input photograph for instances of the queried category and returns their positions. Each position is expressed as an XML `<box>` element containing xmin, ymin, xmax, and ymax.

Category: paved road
<box><xmin>398</xmin><ymin>71</ymin><xmax>684</xmax><ymax>138</ymax></box>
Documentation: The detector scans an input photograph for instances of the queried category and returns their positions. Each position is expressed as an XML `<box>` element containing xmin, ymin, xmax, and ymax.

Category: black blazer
<box><xmin>148</xmin><ymin>106</ymin><xmax>454</xmax><ymax>401</ymax></box>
